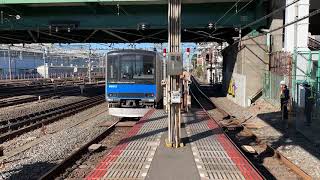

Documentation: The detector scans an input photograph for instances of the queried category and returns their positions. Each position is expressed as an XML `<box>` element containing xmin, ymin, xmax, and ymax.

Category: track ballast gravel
<box><xmin>0</xmin><ymin>103</ymin><xmax>112</xmax><ymax>180</ymax></box>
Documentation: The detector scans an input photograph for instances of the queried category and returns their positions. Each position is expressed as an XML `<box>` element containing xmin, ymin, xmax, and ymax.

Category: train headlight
<box><xmin>108</xmin><ymin>93</ymin><xmax>114</xmax><ymax>97</ymax></box>
<box><xmin>145</xmin><ymin>93</ymin><xmax>154</xmax><ymax>98</ymax></box>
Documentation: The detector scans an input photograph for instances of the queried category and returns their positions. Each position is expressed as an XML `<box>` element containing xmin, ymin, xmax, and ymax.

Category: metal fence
<box><xmin>263</xmin><ymin>50</ymin><xmax>320</xmax><ymax>120</ymax></box>
<box><xmin>262</xmin><ymin>52</ymin><xmax>292</xmax><ymax>107</ymax></box>
<box><xmin>262</xmin><ymin>71</ymin><xmax>289</xmax><ymax>106</ymax></box>
<box><xmin>293</xmin><ymin>50</ymin><xmax>320</xmax><ymax>121</ymax></box>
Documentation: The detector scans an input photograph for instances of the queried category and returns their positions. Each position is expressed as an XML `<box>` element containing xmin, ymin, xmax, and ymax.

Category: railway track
<box><xmin>0</xmin><ymin>85</ymin><xmax>81</xmax><ymax>99</ymax></box>
<box><xmin>39</xmin><ymin>119</ymin><xmax>120</xmax><ymax>180</ymax></box>
<box><xmin>0</xmin><ymin>88</ymin><xmax>81</xmax><ymax>108</ymax></box>
<box><xmin>190</xmin><ymin>76</ymin><xmax>310</xmax><ymax>180</ymax></box>
<box><xmin>189</xmin><ymin>76</ymin><xmax>264</xmax><ymax>178</ymax></box>
<box><xmin>0</xmin><ymin>95</ymin><xmax>105</xmax><ymax>142</ymax></box>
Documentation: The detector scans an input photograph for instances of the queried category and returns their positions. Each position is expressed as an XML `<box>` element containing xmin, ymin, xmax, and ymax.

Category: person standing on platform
<box><xmin>303</xmin><ymin>83</ymin><xmax>315</xmax><ymax>126</ymax></box>
<box><xmin>280</xmin><ymin>81</ymin><xmax>290</xmax><ymax>128</ymax></box>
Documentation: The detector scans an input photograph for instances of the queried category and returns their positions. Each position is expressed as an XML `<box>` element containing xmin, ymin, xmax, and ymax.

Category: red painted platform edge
<box><xmin>85</xmin><ymin>109</ymin><xmax>156</xmax><ymax>180</ymax></box>
<box><xmin>199</xmin><ymin>111</ymin><xmax>263</xmax><ymax>180</ymax></box>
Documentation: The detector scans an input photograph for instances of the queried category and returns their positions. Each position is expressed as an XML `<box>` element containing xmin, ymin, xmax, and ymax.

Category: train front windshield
<box><xmin>107</xmin><ymin>54</ymin><xmax>155</xmax><ymax>84</ymax></box>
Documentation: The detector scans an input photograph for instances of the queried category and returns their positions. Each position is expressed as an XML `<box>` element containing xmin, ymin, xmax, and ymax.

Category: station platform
<box><xmin>86</xmin><ymin>109</ymin><xmax>263</xmax><ymax>180</ymax></box>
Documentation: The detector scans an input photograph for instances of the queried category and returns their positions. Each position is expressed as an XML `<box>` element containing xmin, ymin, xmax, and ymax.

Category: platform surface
<box><xmin>86</xmin><ymin>109</ymin><xmax>263</xmax><ymax>180</ymax></box>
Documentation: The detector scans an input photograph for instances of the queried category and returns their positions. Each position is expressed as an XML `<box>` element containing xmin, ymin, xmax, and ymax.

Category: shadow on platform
<box><xmin>119</xmin><ymin>127</ymin><xmax>167</xmax><ymax>145</ymax></box>
<box><xmin>2</xmin><ymin>161</ymin><xmax>56</xmax><ymax>180</ymax></box>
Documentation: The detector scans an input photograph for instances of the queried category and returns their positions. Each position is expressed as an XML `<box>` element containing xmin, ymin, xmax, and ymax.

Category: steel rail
<box><xmin>189</xmin><ymin>75</ymin><xmax>265</xmax><ymax>179</ymax></box>
<box><xmin>0</xmin><ymin>84</ymin><xmax>81</xmax><ymax>99</ymax></box>
<box><xmin>39</xmin><ymin>120</ymin><xmax>120</xmax><ymax>180</ymax></box>
<box><xmin>190</xmin><ymin>76</ymin><xmax>312</xmax><ymax>180</ymax></box>
<box><xmin>0</xmin><ymin>95</ymin><xmax>105</xmax><ymax>142</ymax></box>
<box><xmin>0</xmin><ymin>88</ymin><xmax>81</xmax><ymax>108</ymax></box>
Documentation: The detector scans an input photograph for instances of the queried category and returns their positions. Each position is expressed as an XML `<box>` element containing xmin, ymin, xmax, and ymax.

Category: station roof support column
<box><xmin>166</xmin><ymin>0</ymin><xmax>183</xmax><ymax>148</ymax></box>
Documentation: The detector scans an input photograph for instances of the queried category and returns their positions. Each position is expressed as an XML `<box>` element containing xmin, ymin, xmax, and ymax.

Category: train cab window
<box><xmin>133</xmin><ymin>55</ymin><xmax>154</xmax><ymax>80</ymax></box>
<box><xmin>119</xmin><ymin>54</ymin><xmax>155</xmax><ymax>82</ymax></box>
<box><xmin>120</xmin><ymin>55</ymin><xmax>134</xmax><ymax>80</ymax></box>
<box><xmin>107</xmin><ymin>55</ymin><xmax>118</xmax><ymax>81</ymax></box>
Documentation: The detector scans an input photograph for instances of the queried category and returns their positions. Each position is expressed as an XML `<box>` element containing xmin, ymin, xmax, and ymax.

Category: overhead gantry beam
<box><xmin>0</xmin><ymin>35</ymin><xmax>31</xmax><ymax>43</ymax></box>
<box><xmin>28</xmin><ymin>30</ymin><xmax>37</xmax><ymax>42</ymax></box>
<box><xmin>83</xmin><ymin>30</ymin><xmax>98</xmax><ymax>42</ymax></box>
<box><xmin>0</xmin><ymin>0</ymin><xmax>260</xmax><ymax>5</ymax></box>
<box><xmin>0</xmin><ymin>2</ymin><xmax>268</xmax><ymax>43</ymax></box>
<box><xmin>0</xmin><ymin>3</ymin><xmax>266</xmax><ymax>30</ymax></box>
<box><xmin>38</xmin><ymin>31</ymin><xmax>80</xmax><ymax>42</ymax></box>
<box><xmin>108</xmin><ymin>29</ymin><xmax>167</xmax><ymax>42</ymax></box>
<box><xmin>133</xmin><ymin>29</ymin><xmax>166</xmax><ymax>42</ymax></box>
<box><xmin>101</xmin><ymin>30</ymin><xmax>129</xmax><ymax>42</ymax></box>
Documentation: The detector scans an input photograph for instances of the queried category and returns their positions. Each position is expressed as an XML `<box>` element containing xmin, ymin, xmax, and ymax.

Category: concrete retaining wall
<box><xmin>227</xmin><ymin>73</ymin><xmax>247</xmax><ymax>107</ymax></box>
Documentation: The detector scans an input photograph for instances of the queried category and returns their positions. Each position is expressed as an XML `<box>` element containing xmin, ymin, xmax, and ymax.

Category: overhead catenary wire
<box><xmin>198</xmin><ymin>0</ymin><xmax>303</xmax><ymax>43</ymax></box>
<box><xmin>220</xmin><ymin>0</ymin><xmax>256</xmax><ymax>27</ymax></box>
<box><xmin>241</xmin><ymin>0</ymin><xmax>301</xmax><ymax>30</ymax></box>
<box><xmin>214</xmin><ymin>0</ymin><xmax>242</xmax><ymax>27</ymax></box>
<box><xmin>211</xmin><ymin>0</ymin><xmax>301</xmax><ymax>36</ymax></box>
<box><xmin>234</xmin><ymin>9</ymin><xmax>320</xmax><ymax>45</ymax></box>
<box><xmin>209</xmin><ymin>0</ymin><xmax>256</xmax><ymax>36</ymax></box>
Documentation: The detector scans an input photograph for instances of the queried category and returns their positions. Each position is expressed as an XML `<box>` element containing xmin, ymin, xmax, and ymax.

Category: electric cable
<box><xmin>234</xmin><ymin>9</ymin><xmax>320</xmax><ymax>45</ymax></box>
<box><xmin>241</xmin><ymin>0</ymin><xmax>301</xmax><ymax>30</ymax></box>
<box><xmin>221</xmin><ymin>0</ymin><xmax>256</xmax><ymax>27</ymax></box>
<box><xmin>214</xmin><ymin>0</ymin><xmax>242</xmax><ymax>28</ymax></box>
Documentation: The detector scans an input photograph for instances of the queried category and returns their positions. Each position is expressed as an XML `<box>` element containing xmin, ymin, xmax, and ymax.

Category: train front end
<box><xmin>106</xmin><ymin>50</ymin><xmax>158</xmax><ymax>117</ymax></box>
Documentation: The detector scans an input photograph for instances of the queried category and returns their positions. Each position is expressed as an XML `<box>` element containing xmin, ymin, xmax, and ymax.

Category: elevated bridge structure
<box><xmin>0</xmin><ymin>0</ymin><xmax>268</xmax><ymax>44</ymax></box>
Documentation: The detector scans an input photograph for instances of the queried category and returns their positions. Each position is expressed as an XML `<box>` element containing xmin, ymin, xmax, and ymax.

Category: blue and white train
<box><xmin>106</xmin><ymin>49</ymin><xmax>163</xmax><ymax>117</ymax></box>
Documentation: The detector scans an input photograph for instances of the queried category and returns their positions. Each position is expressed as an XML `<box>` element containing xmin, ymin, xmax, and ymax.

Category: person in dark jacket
<box><xmin>280</xmin><ymin>81</ymin><xmax>290</xmax><ymax>127</ymax></box>
<box><xmin>303</xmin><ymin>83</ymin><xmax>315</xmax><ymax>126</ymax></box>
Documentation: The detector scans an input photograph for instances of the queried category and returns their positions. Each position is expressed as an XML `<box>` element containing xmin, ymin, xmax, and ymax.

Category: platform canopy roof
<box><xmin>0</xmin><ymin>0</ymin><xmax>269</xmax><ymax>43</ymax></box>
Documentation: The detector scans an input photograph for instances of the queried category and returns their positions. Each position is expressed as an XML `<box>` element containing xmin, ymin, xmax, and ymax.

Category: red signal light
<box><xmin>186</xmin><ymin>48</ymin><xmax>190</xmax><ymax>56</ymax></box>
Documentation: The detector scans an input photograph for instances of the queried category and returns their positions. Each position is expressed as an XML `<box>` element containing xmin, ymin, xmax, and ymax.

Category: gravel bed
<box><xmin>207</xmin><ymin>107</ymin><xmax>300</xmax><ymax>179</ymax></box>
<box><xmin>62</xmin><ymin>127</ymin><xmax>130</xmax><ymax>179</ymax></box>
<box><xmin>0</xmin><ymin>95</ymin><xmax>35</xmax><ymax>102</ymax></box>
<box><xmin>0</xmin><ymin>103</ymin><xmax>112</xmax><ymax>180</ymax></box>
<box><xmin>1</xmin><ymin>103</ymin><xmax>108</xmax><ymax>154</ymax></box>
<box><xmin>210</xmin><ymin>97</ymin><xmax>320</xmax><ymax>179</ymax></box>
<box><xmin>0</xmin><ymin>96</ymin><xmax>89</xmax><ymax>122</ymax></box>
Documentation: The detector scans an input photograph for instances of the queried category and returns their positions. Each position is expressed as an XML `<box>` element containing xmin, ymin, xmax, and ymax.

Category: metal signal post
<box><xmin>184</xmin><ymin>48</ymin><xmax>191</xmax><ymax>112</ymax></box>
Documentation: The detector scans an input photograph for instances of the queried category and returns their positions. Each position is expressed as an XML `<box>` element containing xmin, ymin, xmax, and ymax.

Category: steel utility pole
<box><xmin>185</xmin><ymin>48</ymin><xmax>191</xmax><ymax>112</ymax></box>
<box><xmin>162</xmin><ymin>48</ymin><xmax>168</xmax><ymax>112</ymax></box>
<box><xmin>43</xmin><ymin>47</ymin><xmax>47</xmax><ymax>79</ymax></box>
<box><xmin>8</xmin><ymin>45</ymin><xmax>12</xmax><ymax>80</ymax></box>
<box><xmin>88</xmin><ymin>48</ymin><xmax>92</xmax><ymax>83</ymax></box>
<box><xmin>166</xmin><ymin>0</ymin><xmax>183</xmax><ymax>148</ymax></box>
<box><xmin>208</xmin><ymin>50</ymin><xmax>213</xmax><ymax>85</ymax></box>
<box><xmin>213</xmin><ymin>50</ymin><xmax>218</xmax><ymax>84</ymax></box>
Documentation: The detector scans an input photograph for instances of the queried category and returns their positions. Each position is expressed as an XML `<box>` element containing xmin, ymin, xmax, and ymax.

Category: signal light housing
<box><xmin>163</xmin><ymin>48</ymin><xmax>167</xmax><ymax>57</ymax></box>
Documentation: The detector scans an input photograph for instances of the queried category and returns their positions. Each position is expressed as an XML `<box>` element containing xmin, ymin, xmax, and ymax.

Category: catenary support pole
<box><xmin>8</xmin><ymin>45</ymin><xmax>12</xmax><ymax>80</ymax></box>
<box><xmin>166</xmin><ymin>0</ymin><xmax>182</xmax><ymax>148</ymax></box>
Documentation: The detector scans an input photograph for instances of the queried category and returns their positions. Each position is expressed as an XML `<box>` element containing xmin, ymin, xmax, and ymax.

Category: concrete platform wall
<box><xmin>222</xmin><ymin>0</ymin><xmax>284</xmax><ymax>107</ymax></box>
<box><xmin>223</xmin><ymin>34</ymin><xmax>268</xmax><ymax>107</ymax></box>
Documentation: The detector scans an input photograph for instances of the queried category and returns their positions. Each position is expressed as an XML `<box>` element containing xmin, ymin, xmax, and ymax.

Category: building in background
<box><xmin>0</xmin><ymin>44</ymin><xmax>104</xmax><ymax>80</ymax></box>
<box><xmin>195</xmin><ymin>42</ymin><xmax>227</xmax><ymax>84</ymax></box>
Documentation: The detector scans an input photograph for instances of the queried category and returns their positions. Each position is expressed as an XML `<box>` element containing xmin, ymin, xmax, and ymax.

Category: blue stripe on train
<box><xmin>106</xmin><ymin>84</ymin><xmax>156</xmax><ymax>97</ymax></box>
